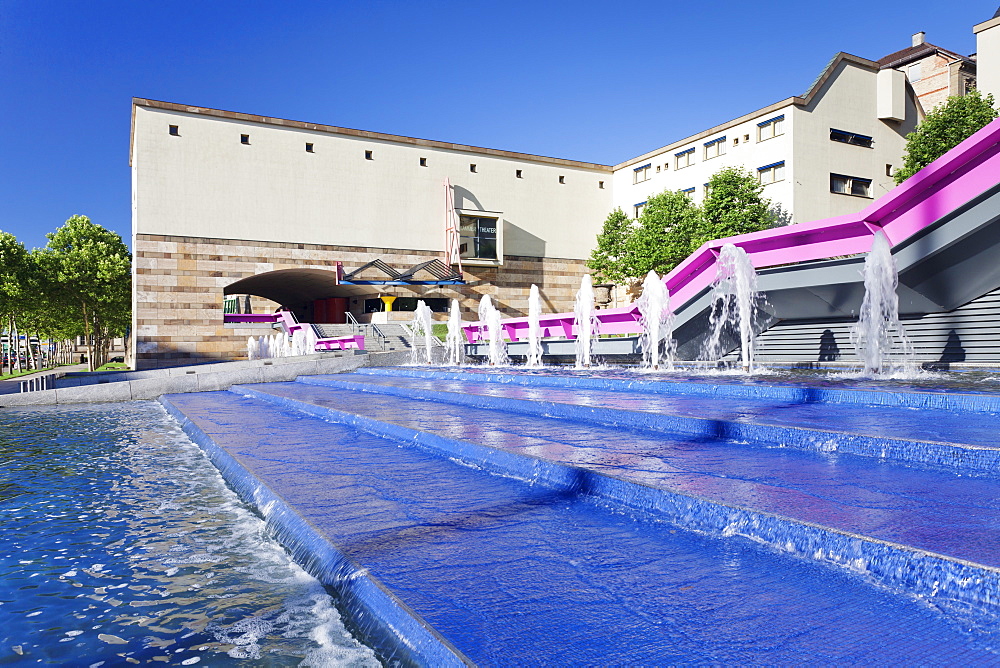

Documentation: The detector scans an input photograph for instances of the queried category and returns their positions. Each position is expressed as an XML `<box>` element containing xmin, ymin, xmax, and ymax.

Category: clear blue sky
<box><xmin>1</xmin><ymin>1</ymin><xmax>997</xmax><ymax>251</ymax></box>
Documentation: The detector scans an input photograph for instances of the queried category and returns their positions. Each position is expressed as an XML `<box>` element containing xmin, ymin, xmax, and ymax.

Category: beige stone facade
<box><xmin>134</xmin><ymin>233</ymin><xmax>590</xmax><ymax>368</ymax></box>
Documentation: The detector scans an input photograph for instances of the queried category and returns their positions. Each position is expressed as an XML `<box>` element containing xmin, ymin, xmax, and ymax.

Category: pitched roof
<box><xmin>877</xmin><ymin>42</ymin><xmax>973</xmax><ymax>69</ymax></box>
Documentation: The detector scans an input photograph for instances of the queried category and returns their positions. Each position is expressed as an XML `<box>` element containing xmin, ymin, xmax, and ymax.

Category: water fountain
<box><xmin>478</xmin><ymin>295</ymin><xmax>508</xmax><ymax>366</ymax></box>
<box><xmin>701</xmin><ymin>244</ymin><xmax>760</xmax><ymax>372</ymax></box>
<box><xmin>411</xmin><ymin>300</ymin><xmax>435</xmax><ymax>365</ymax></box>
<box><xmin>852</xmin><ymin>231</ymin><xmax>914</xmax><ymax>375</ymax></box>
<box><xmin>638</xmin><ymin>270</ymin><xmax>674</xmax><ymax>370</ymax></box>
<box><xmin>574</xmin><ymin>275</ymin><xmax>597</xmax><ymax>368</ymax></box>
<box><xmin>445</xmin><ymin>299</ymin><xmax>463</xmax><ymax>365</ymax></box>
<box><xmin>526</xmin><ymin>285</ymin><xmax>544</xmax><ymax>368</ymax></box>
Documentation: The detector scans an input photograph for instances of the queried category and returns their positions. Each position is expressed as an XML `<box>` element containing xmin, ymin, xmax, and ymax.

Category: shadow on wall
<box><xmin>818</xmin><ymin>329</ymin><xmax>841</xmax><ymax>361</ymax></box>
<box><xmin>939</xmin><ymin>329</ymin><xmax>966</xmax><ymax>363</ymax></box>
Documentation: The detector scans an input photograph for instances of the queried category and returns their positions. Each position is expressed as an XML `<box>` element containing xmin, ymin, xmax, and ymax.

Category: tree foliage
<box><xmin>588</xmin><ymin>167</ymin><xmax>776</xmax><ymax>286</ymax></box>
<box><xmin>895</xmin><ymin>89</ymin><xmax>998</xmax><ymax>184</ymax></box>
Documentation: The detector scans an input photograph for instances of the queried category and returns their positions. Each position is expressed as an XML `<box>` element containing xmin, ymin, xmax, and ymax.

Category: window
<box><xmin>907</xmin><ymin>62</ymin><xmax>921</xmax><ymax>82</ymax></box>
<box><xmin>681</xmin><ymin>187</ymin><xmax>695</xmax><ymax>197</ymax></box>
<box><xmin>598</xmin><ymin>180</ymin><xmax>604</xmax><ymax>189</ymax></box>
<box><xmin>459</xmin><ymin>215</ymin><xmax>499</xmax><ymax>261</ymax></box>
<box><xmin>675</xmin><ymin>148</ymin><xmax>695</xmax><ymax>169</ymax></box>
<box><xmin>656</xmin><ymin>165</ymin><xmax>661</xmax><ymax>173</ymax></box>
<box><xmin>470</xmin><ymin>163</ymin><xmax>477</xmax><ymax>173</ymax></box>
<box><xmin>516</xmin><ymin>169</ymin><xmax>522</xmax><ymax>178</ymax></box>
<box><xmin>704</xmin><ymin>136</ymin><xmax>726</xmax><ymax>160</ymax></box>
<box><xmin>634</xmin><ymin>201</ymin><xmax>646</xmax><ymax>218</ymax></box>
<box><xmin>885</xmin><ymin>163</ymin><xmax>893</xmax><ymax>177</ymax></box>
<box><xmin>559</xmin><ymin>175</ymin><xmax>565</xmax><ymax>184</ymax></box>
<box><xmin>240</xmin><ymin>134</ymin><xmax>250</xmax><ymax>145</ymax></box>
<box><xmin>633</xmin><ymin>163</ymin><xmax>651</xmax><ymax>183</ymax></box>
<box><xmin>831</xmin><ymin>173</ymin><xmax>872</xmax><ymax>197</ymax></box>
<box><xmin>733</xmin><ymin>137</ymin><xmax>739</xmax><ymax>146</ymax></box>
<box><xmin>365</xmin><ymin>150</ymin><xmax>373</xmax><ymax>160</ymax></box>
<box><xmin>758</xmin><ymin>161</ymin><xmax>785</xmax><ymax>185</ymax></box>
<box><xmin>305</xmin><ymin>143</ymin><xmax>314</xmax><ymax>153</ymax></box>
<box><xmin>168</xmin><ymin>125</ymin><xmax>179</xmax><ymax>136</ymax></box>
<box><xmin>758</xmin><ymin>115</ymin><xmax>784</xmax><ymax>141</ymax></box>
<box><xmin>830</xmin><ymin>129</ymin><xmax>873</xmax><ymax>148</ymax></box>
<box><xmin>419</xmin><ymin>157</ymin><xmax>427</xmax><ymax>167</ymax></box>
<box><xmin>703</xmin><ymin>183</ymin><xmax>711</xmax><ymax>196</ymax></box>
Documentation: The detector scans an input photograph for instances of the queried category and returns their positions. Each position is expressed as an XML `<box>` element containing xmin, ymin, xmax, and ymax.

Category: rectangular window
<box><xmin>757</xmin><ymin>115</ymin><xmax>785</xmax><ymax>141</ymax></box>
<box><xmin>470</xmin><ymin>163</ymin><xmax>477</xmax><ymax>173</ymax></box>
<box><xmin>240</xmin><ymin>134</ymin><xmax>250</xmax><ymax>145</ymax></box>
<box><xmin>704</xmin><ymin>136</ymin><xmax>726</xmax><ymax>160</ymax></box>
<box><xmin>634</xmin><ymin>201</ymin><xmax>646</xmax><ymax>218</ymax></box>
<box><xmin>169</xmin><ymin>125</ymin><xmax>179</xmax><ymax>136</ymax></box>
<box><xmin>703</xmin><ymin>183</ymin><xmax>711</xmax><ymax>196</ymax></box>
<box><xmin>559</xmin><ymin>175</ymin><xmax>565</xmax><ymax>184</ymax></box>
<box><xmin>830</xmin><ymin>129</ymin><xmax>873</xmax><ymax>148</ymax></box>
<box><xmin>516</xmin><ymin>169</ymin><xmax>522</xmax><ymax>178</ymax></box>
<box><xmin>681</xmin><ymin>187</ymin><xmax>695</xmax><ymax>197</ymax></box>
<box><xmin>598</xmin><ymin>180</ymin><xmax>604</xmax><ymax>189</ymax></box>
<box><xmin>459</xmin><ymin>215</ymin><xmax>499</xmax><ymax>261</ymax></box>
<box><xmin>831</xmin><ymin>173</ymin><xmax>872</xmax><ymax>197</ymax></box>
<box><xmin>758</xmin><ymin>161</ymin><xmax>785</xmax><ymax>185</ymax></box>
<box><xmin>633</xmin><ymin>163</ymin><xmax>651</xmax><ymax>184</ymax></box>
<box><xmin>305</xmin><ymin>143</ymin><xmax>314</xmax><ymax>153</ymax></box>
<box><xmin>675</xmin><ymin>148</ymin><xmax>695</xmax><ymax>169</ymax></box>
<box><xmin>365</xmin><ymin>150</ymin><xmax>373</xmax><ymax>160</ymax></box>
<box><xmin>420</xmin><ymin>157</ymin><xmax>427</xmax><ymax>167</ymax></box>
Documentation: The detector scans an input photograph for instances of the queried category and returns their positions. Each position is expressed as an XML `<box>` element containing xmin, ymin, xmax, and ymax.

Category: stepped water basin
<box><xmin>160</xmin><ymin>366</ymin><xmax>1000</xmax><ymax>663</ymax></box>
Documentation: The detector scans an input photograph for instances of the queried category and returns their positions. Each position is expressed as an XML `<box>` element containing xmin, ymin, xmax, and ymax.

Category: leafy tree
<box><xmin>625</xmin><ymin>189</ymin><xmax>702</xmax><ymax>277</ymax></box>
<box><xmin>36</xmin><ymin>216</ymin><xmax>131</xmax><ymax>371</ymax></box>
<box><xmin>587</xmin><ymin>208</ymin><xmax>633</xmax><ymax>284</ymax></box>
<box><xmin>895</xmin><ymin>89</ymin><xmax>998</xmax><ymax>184</ymax></box>
<box><xmin>0</xmin><ymin>232</ymin><xmax>28</xmax><ymax>374</ymax></box>
<box><xmin>697</xmin><ymin>167</ymin><xmax>773</xmax><ymax>246</ymax></box>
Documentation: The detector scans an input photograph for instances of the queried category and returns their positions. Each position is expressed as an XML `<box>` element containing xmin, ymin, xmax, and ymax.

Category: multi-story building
<box><xmin>130</xmin><ymin>11</ymin><xmax>1000</xmax><ymax>369</ymax></box>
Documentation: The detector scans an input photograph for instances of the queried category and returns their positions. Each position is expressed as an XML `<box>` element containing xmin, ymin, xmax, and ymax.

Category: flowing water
<box><xmin>0</xmin><ymin>401</ymin><xmax>378</xmax><ymax>666</ymax></box>
<box><xmin>445</xmin><ymin>299</ymin><xmax>463</xmax><ymax>366</ymax></box>
<box><xmin>852</xmin><ymin>231</ymin><xmax>915</xmax><ymax>375</ymax></box>
<box><xmin>702</xmin><ymin>244</ymin><xmax>760</xmax><ymax>372</ymax></box>
<box><xmin>638</xmin><ymin>270</ymin><xmax>674</xmax><ymax>370</ymax></box>
<box><xmin>410</xmin><ymin>300</ymin><xmax>434</xmax><ymax>365</ymax></box>
<box><xmin>477</xmin><ymin>295</ymin><xmax>508</xmax><ymax>366</ymax></box>
<box><xmin>525</xmin><ymin>285</ymin><xmax>543</xmax><ymax>368</ymax></box>
<box><xmin>573</xmin><ymin>275</ymin><xmax>596</xmax><ymax>369</ymax></box>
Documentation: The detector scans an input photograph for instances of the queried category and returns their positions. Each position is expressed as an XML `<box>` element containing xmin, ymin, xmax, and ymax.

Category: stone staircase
<box><xmin>312</xmin><ymin>323</ymin><xmax>416</xmax><ymax>353</ymax></box>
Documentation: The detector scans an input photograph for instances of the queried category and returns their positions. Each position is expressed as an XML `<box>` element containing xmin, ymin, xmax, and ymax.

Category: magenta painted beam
<box><xmin>224</xmin><ymin>313</ymin><xmax>281</xmax><ymax>324</ymax></box>
<box><xmin>464</xmin><ymin>117</ymin><xmax>1000</xmax><ymax>342</ymax></box>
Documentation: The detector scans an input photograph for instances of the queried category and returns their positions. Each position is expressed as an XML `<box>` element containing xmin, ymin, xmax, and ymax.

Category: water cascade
<box><xmin>526</xmin><ymin>284</ymin><xmax>544</xmax><ymax>368</ymax></box>
<box><xmin>247</xmin><ymin>336</ymin><xmax>259</xmax><ymax>361</ymax></box>
<box><xmin>411</xmin><ymin>300</ymin><xmax>435</xmax><ymax>365</ymax></box>
<box><xmin>445</xmin><ymin>299</ymin><xmax>464</xmax><ymax>365</ymax></box>
<box><xmin>478</xmin><ymin>295</ymin><xmax>509</xmax><ymax>366</ymax></box>
<box><xmin>638</xmin><ymin>270</ymin><xmax>674</xmax><ymax>370</ymax></box>
<box><xmin>702</xmin><ymin>244</ymin><xmax>760</xmax><ymax>372</ymax></box>
<box><xmin>852</xmin><ymin>231</ymin><xmax>914</xmax><ymax>375</ymax></box>
<box><xmin>574</xmin><ymin>275</ymin><xmax>597</xmax><ymax>368</ymax></box>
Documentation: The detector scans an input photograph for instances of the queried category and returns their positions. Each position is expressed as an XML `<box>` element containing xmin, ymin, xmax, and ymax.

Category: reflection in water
<box><xmin>0</xmin><ymin>401</ymin><xmax>378</xmax><ymax>666</ymax></box>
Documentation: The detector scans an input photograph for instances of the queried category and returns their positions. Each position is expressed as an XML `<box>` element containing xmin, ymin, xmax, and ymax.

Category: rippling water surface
<box><xmin>0</xmin><ymin>401</ymin><xmax>379</xmax><ymax>666</ymax></box>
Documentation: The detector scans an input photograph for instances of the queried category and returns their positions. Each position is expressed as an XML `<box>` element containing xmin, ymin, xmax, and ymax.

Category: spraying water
<box><xmin>478</xmin><ymin>295</ymin><xmax>509</xmax><ymax>366</ymax></box>
<box><xmin>701</xmin><ymin>244</ymin><xmax>760</xmax><ymax>372</ymax></box>
<box><xmin>638</xmin><ymin>270</ymin><xmax>674</xmax><ymax>370</ymax></box>
<box><xmin>574</xmin><ymin>275</ymin><xmax>597</xmax><ymax>368</ymax></box>
<box><xmin>247</xmin><ymin>336</ymin><xmax>258</xmax><ymax>361</ymax></box>
<box><xmin>411</xmin><ymin>300</ymin><xmax>435</xmax><ymax>364</ymax></box>
<box><xmin>445</xmin><ymin>299</ymin><xmax>463</xmax><ymax>365</ymax></box>
<box><xmin>526</xmin><ymin>285</ymin><xmax>544</xmax><ymax>368</ymax></box>
<box><xmin>852</xmin><ymin>231</ymin><xmax>914</xmax><ymax>375</ymax></box>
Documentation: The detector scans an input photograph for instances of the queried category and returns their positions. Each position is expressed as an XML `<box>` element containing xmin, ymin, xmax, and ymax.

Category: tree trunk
<box><xmin>82</xmin><ymin>301</ymin><xmax>94</xmax><ymax>372</ymax></box>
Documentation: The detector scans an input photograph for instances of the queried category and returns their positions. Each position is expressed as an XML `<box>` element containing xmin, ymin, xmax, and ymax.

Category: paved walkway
<box><xmin>0</xmin><ymin>364</ymin><xmax>89</xmax><ymax>395</ymax></box>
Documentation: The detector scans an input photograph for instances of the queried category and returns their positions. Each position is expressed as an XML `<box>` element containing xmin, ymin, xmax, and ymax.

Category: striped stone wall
<box><xmin>132</xmin><ymin>233</ymin><xmax>591</xmax><ymax>369</ymax></box>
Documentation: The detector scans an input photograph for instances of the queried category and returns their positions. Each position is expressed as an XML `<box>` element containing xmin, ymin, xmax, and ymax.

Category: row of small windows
<box><xmin>166</xmin><ymin>125</ymin><xmax>603</xmax><ymax>187</ymax></box>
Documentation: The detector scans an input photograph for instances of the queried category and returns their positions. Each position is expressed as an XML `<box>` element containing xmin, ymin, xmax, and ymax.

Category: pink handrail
<box><xmin>464</xmin><ymin>117</ymin><xmax>1000</xmax><ymax>343</ymax></box>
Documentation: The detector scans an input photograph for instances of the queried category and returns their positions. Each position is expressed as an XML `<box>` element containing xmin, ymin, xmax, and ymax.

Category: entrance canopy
<box><xmin>224</xmin><ymin>269</ymin><xmax>372</xmax><ymax>305</ymax></box>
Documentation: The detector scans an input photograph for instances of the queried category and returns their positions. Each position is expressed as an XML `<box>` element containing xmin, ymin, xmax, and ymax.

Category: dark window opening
<box><xmin>830</xmin><ymin>129</ymin><xmax>873</xmax><ymax>148</ymax></box>
<box><xmin>598</xmin><ymin>180</ymin><xmax>605</xmax><ymax>189</ymax></box>
<box><xmin>240</xmin><ymin>134</ymin><xmax>250</xmax><ymax>144</ymax></box>
<box><xmin>365</xmin><ymin>150</ymin><xmax>373</xmax><ymax>160</ymax></box>
<box><xmin>305</xmin><ymin>143</ymin><xmax>314</xmax><ymax>152</ymax></box>
<box><xmin>470</xmin><ymin>163</ymin><xmax>477</xmax><ymax>173</ymax></box>
<box><xmin>558</xmin><ymin>175</ymin><xmax>565</xmax><ymax>184</ymax></box>
<box><xmin>459</xmin><ymin>215</ymin><xmax>498</xmax><ymax>261</ymax></box>
<box><xmin>169</xmin><ymin>125</ymin><xmax>179</xmax><ymax>136</ymax></box>
<box><xmin>419</xmin><ymin>157</ymin><xmax>427</xmax><ymax>167</ymax></box>
<box><xmin>516</xmin><ymin>169</ymin><xmax>522</xmax><ymax>178</ymax></box>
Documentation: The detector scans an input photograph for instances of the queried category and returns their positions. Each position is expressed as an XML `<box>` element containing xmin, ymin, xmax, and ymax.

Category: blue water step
<box><xmin>163</xmin><ymin>388</ymin><xmax>998</xmax><ymax>663</ymax></box>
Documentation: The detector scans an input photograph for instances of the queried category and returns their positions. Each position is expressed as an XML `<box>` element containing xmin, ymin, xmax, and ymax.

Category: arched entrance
<box><xmin>224</xmin><ymin>268</ymin><xmax>372</xmax><ymax>324</ymax></box>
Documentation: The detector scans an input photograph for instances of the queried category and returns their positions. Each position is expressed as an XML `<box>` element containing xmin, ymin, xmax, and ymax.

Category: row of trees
<box><xmin>590</xmin><ymin>90</ymin><xmax>999</xmax><ymax>287</ymax></box>
<box><xmin>587</xmin><ymin>167</ymin><xmax>776</xmax><ymax>284</ymax></box>
<box><xmin>0</xmin><ymin>215</ymin><xmax>131</xmax><ymax>374</ymax></box>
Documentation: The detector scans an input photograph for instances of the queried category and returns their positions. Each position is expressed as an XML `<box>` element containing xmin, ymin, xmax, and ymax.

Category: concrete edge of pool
<box><xmin>159</xmin><ymin>394</ymin><xmax>473</xmax><ymax>667</ymax></box>
<box><xmin>166</xmin><ymin>379</ymin><xmax>1000</xmax><ymax>640</ymax></box>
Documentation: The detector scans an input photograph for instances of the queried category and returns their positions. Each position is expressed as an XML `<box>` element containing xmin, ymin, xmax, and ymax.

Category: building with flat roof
<box><xmin>130</xmin><ymin>12</ymin><xmax>1000</xmax><ymax>369</ymax></box>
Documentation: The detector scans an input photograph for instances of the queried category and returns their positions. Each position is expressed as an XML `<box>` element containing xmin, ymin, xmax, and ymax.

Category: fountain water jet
<box><xmin>445</xmin><ymin>299</ymin><xmax>463</xmax><ymax>365</ymax></box>
<box><xmin>852</xmin><ymin>231</ymin><xmax>914</xmax><ymax>375</ymax></box>
<box><xmin>638</xmin><ymin>270</ymin><xmax>674</xmax><ymax>370</ymax></box>
<box><xmin>478</xmin><ymin>295</ymin><xmax>509</xmax><ymax>366</ymax></box>
<box><xmin>411</xmin><ymin>300</ymin><xmax>435</xmax><ymax>364</ymax></box>
<box><xmin>701</xmin><ymin>244</ymin><xmax>760</xmax><ymax>372</ymax></box>
<box><xmin>574</xmin><ymin>275</ymin><xmax>597</xmax><ymax>368</ymax></box>
<box><xmin>526</xmin><ymin>285</ymin><xmax>544</xmax><ymax>368</ymax></box>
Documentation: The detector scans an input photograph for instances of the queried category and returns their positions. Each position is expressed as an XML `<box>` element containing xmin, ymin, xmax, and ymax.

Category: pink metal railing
<box><xmin>464</xmin><ymin>117</ymin><xmax>1000</xmax><ymax>343</ymax></box>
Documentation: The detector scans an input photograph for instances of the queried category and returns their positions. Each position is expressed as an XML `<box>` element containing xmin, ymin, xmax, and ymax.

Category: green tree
<box><xmin>895</xmin><ymin>89</ymin><xmax>998</xmax><ymax>184</ymax></box>
<box><xmin>36</xmin><ymin>216</ymin><xmax>131</xmax><ymax>371</ymax></box>
<box><xmin>0</xmin><ymin>232</ymin><xmax>29</xmax><ymax>374</ymax></box>
<box><xmin>587</xmin><ymin>208</ymin><xmax>633</xmax><ymax>284</ymax></box>
<box><xmin>697</xmin><ymin>167</ymin><xmax>773</xmax><ymax>246</ymax></box>
<box><xmin>625</xmin><ymin>189</ymin><xmax>702</xmax><ymax>277</ymax></box>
